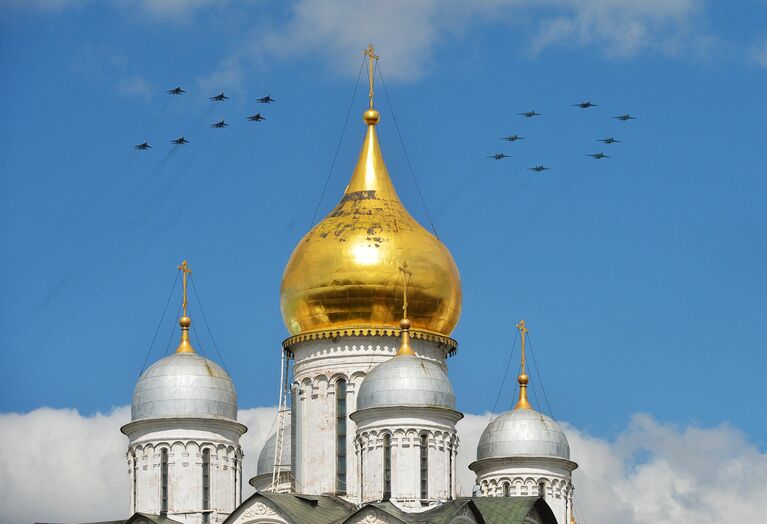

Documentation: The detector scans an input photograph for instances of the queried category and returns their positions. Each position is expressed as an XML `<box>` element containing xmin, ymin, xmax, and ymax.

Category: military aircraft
<box><xmin>167</xmin><ymin>87</ymin><xmax>186</xmax><ymax>95</ymax></box>
<box><xmin>247</xmin><ymin>113</ymin><xmax>265</xmax><ymax>122</ymax></box>
<box><xmin>134</xmin><ymin>141</ymin><xmax>151</xmax><ymax>150</ymax></box>
<box><xmin>518</xmin><ymin>111</ymin><xmax>541</xmax><ymax>118</ymax></box>
<box><xmin>574</xmin><ymin>101</ymin><xmax>597</xmax><ymax>108</ymax></box>
<box><xmin>256</xmin><ymin>94</ymin><xmax>275</xmax><ymax>104</ymax></box>
<box><xmin>487</xmin><ymin>153</ymin><xmax>511</xmax><ymax>160</ymax></box>
<box><xmin>588</xmin><ymin>153</ymin><xmax>610</xmax><ymax>159</ymax></box>
<box><xmin>613</xmin><ymin>114</ymin><xmax>636</xmax><ymax>121</ymax></box>
<box><xmin>598</xmin><ymin>137</ymin><xmax>621</xmax><ymax>144</ymax></box>
<box><xmin>501</xmin><ymin>135</ymin><xmax>524</xmax><ymax>142</ymax></box>
<box><xmin>210</xmin><ymin>92</ymin><xmax>229</xmax><ymax>102</ymax></box>
<box><xmin>171</xmin><ymin>136</ymin><xmax>189</xmax><ymax>145</ymax></box>
<box><xmin>211</xmin><ymin>120</ymin><xmax>229</xmax><ymax>128</ymax></box>
<box><xmin>527</xmin><ymin>165</ymin><xmax>550</xmax><ymax>172</ymax></box>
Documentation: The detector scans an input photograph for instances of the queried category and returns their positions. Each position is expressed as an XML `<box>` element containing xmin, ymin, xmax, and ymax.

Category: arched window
<box><xmin>382</xmin><ymin>433</ymin><xmax>391</xmax><ymax>500</ymax></box>
<box><xmin>233</xmin><ymin>456</ymin><xmax>238</xmax><ymax>508</ymax></box>
<box><xmin>539</xmin><ymin>481</ymin><xmax>546</xmax><ymax>498</ymax></box>
<box><xmin>502</xmin><ymin>482</ymin><xmax>511</xmax><ymax>497</ymax></box>
<box><xmin>419</xmin><ymin>434</ymin><xmax>429</xmax><ymax>501</ymax></box>
<box><xmin>160</xmin><ymin>448</ymin><xmax>169</xmax><ymax>515</ymax></box>
<box><xmin>132</xmin><ymin>452</ymin><xmax>138</xmax><ymax>511</ymax></box>
<box><xmin>335</xmin><ymin>379</ymin><xmax>347</xmax><ymax>494</ymax></box>
<box><xmin>202</xmin><ymin>449</ymin><xmax>210</xmax><ymax>523</ymax></box>
<box><xmin>447</xmin><ymin>440</ymin><xmax>453</xmax><ymax>500</ymax></box>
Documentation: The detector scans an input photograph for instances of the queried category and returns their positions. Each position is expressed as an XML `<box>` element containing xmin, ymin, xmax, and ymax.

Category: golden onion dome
<box><xmin>280</xmin><ymin>107</ymin><xmax>462</xmax><ymax>336</ymax></box>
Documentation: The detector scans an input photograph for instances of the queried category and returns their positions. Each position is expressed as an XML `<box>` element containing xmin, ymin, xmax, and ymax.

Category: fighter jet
<box><xmin>588</xmin><ymin>153</ymin><xmax>610</xmax><ymax>159</ymax></box>
<box><xmin>527</xmin><ymin>165</ymin><xmax>550</xmax><ymax>172</ymax></box>
<box><xmin>501</xmin><ymin>135</ymin><xmax>524</xmax><ymax>142</ymax></box>
<box><xmin>134</xmin><ymin>141</ymin><xmax>151</xmax><ymax>150</ymax></box>
<box><xmin>518</xmin><ymin>111</ymin><xmax>541</xmax><ymax>118</ymax></box>
<box><xmin>171</xmin><ymin>136</ymin><xmax>189</xmax><ymax>145</ymax></box>
<box><xmin>613</xmin><ymin>114</ymin><xmax>636</xmax><ymax>121</ymax></box>
<box><xmin>256</xmin><ymin>94</ymin><xmax>275</xmax><ymax>104</ymax></box>
<box><xmin>574</xmin><ymin>101</ymin><xmax>597</xmax><ymax>109</ymax></box>
<box><xmin>247</xmin><ymin>113</ymin><xmax>265</xmax><ymax>122</ymax></box>
<box><xmin>487</xmin><ymin>153</ymin><xmax>511</xmax><ymax>160</ymax></box>
<box><xmin>210</xmin><ymin>92</ymin><xmax>229</xmax><ymax>102</ymax></box>
<box><xmin>167</xmin><ymin>87</ymin><xmax>186</xmax><ymax>95</ymax></box>
<box><xmin>597</xmin><ymin>137</ymin><xmax>621</xmax><ymax>144</ymax></box>
<box><xmin>211</xmin><ymin>120</ymin><xmax>229</xmax><ymax>128</ymax></box>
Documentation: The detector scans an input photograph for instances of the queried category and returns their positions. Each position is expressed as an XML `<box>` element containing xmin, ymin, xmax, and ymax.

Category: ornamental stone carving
<box><xmin>242</xmin><ymin>501</ymin><xmax>276</xmax><ymax>517</ymax></box>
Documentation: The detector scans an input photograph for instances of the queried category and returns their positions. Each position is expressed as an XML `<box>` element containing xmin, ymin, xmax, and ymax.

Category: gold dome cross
<box><xmin>363</xmin><ymin>44</ymin><xmax>379</xmax><ymax>109</ymax></box>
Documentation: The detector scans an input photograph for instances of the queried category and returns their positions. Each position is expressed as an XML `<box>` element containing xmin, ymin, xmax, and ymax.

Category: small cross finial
<box><xmin>516</xmin><ymin>320</ymin><xmax>528</xmax><ymax>373</ymax></box>
<box><xmin>514</xmin><ymin>320</ymin><xmax>532</xmax><ymax>409</ymax></box>
<box><xmin>177</xmin><ymin>260</ymin><xmax>193</xmax><ymax>318</ymax></box>
<box><xmin>398</xmin><ymin>261</ymin><xmax>413</xmax><ymax>319</ymax></box>
<box><xmin>363</xmin><ymin>44</ymin><xmax>379</xmax><ymax>109</ymax></box>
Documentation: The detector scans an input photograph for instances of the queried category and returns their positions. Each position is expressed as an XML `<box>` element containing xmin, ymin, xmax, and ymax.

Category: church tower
<box><xmin>121</xmin><ymin>262</ymin><xmax>247</xmax><ymax>524</ymax></box>
<box><xmin>470</xmin><ymin>321</ymin><xmax>578</xmax><ymax>524</ymax></box>
<box><xmin>278</xmin><ymin>46</ymin><xmax>462</xmax><ymax>502</ymax></box>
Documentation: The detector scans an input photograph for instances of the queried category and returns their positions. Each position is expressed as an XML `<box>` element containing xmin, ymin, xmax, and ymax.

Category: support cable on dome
<box><xmin>189</xmin><ymin>274</ymin><xmax>229</xmax><ymax>374</ymax></box>
<box><xmin>526</xmin><ymin>333</ymin><xmax>556</xmax><ymax>419</ymax></box>
<box><xmin>308</xmin><ymin>56</ymin><xmax>366</xmax><ymax>229</ymax></box>
<box><xmin>163</xmin><ymin>302</ymin><xmax>183</xmax><ymax>356</ymax></box>
<box><xmin>489</xmin><ymin>328</ymin><xmax>518</xmax><ymax>423</ymax></box>
<box><xmin>377</xmin><ymin>61</ymin><xmax>440</xmax><ymax>239</ymax></box>
<box><xmin>137</xmin><ymin>270</ymin><xmax>180</xmax><ymax>377</ymax></box>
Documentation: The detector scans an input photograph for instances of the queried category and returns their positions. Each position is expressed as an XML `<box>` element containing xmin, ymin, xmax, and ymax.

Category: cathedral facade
<box><xmin>47</xmin><ymin>50</ymin><xmax>580</xmax><ymax>524</ymax></box>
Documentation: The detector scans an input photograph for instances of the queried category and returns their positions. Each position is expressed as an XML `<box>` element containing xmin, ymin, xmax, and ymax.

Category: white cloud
<box><xmin>116</xmin><ymin>76</ymin><xmax>154</xmax><ymax>101</ymax></box>
<box><xmin>258</xmin><ymin>0</ymin><xmax>707</xmax><ymax>81</ymax></box>
<box><xmin>195</xmin><ymin>57</ymin><xmax>245</xmax><ymax>99</ymax></box>
<box><xmin>751</xmin><ymin>38</ymin><xmax>767</xmax><ymax>68</ymax></box>
<box><xmin>1</xmin><ymin>407</ymin><xmax>764</xmax><ymax>524</ymax></box>
<box><xmin>0</xmin><ymin>0</ymin><xmax>83</xmax><ymax>11</ymax></box>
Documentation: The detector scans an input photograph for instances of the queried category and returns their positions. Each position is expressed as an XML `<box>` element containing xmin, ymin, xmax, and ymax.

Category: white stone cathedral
<box><xmin>57</xmin><ymin>50</ymin><xmax>583</xmax><ymax>524</ymax></box>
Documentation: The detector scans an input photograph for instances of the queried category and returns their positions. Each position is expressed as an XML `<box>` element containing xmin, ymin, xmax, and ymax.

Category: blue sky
<box><xmin>1</xmin><ymin>0</ymin><xmax>766</xmax><ymax>450</ymax></box>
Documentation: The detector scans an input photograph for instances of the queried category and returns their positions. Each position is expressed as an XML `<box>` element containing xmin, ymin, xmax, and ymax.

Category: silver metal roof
<box><xmin>476</xmin><ymin>408</ymin><xmax>570</xmax><ymax>461</ymax></box>
<box><xmin>356</xmin><ymin>355</ymin><xmax>455</xmax><ymax>411</ymax></box>
<box><xmin>257</xmin><ymin>420</ymin><xmax>292</xmax><ymax>476</ymax></box>
<box><xmin>131</xmin><ymin>353</ymin><xmax>237</xmax><ymax>421</ymax></box>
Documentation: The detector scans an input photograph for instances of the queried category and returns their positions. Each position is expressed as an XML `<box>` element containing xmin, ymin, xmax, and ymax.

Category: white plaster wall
<box><xmin>289</xmin><ymin>334</ymin><xmax>454</xmax><ymax>503</ymax></box>
<box><xmin>353</xmin><ymin>406</ymin><xmax>461</xmax><ymax>509</ymax></box>
<box><xmin>125</xmin><ymin>418</ymin><xmax>244</xmax><ymax>524</ymax></box>
<box><xmin>473</xmin><ymin>459</ymin><xmax>575</xmax><ymax>524</ymax></box>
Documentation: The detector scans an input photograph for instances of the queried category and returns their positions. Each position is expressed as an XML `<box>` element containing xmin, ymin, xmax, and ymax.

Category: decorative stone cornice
<box><xmin>282</xmin><ymin>326</ymin><xmax>458</xmax><ymax>354</ymax></box>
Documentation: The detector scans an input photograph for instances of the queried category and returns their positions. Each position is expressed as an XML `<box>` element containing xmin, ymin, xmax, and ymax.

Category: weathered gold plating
<box><xmin>175</xmin><ymin>260</ymin><xmax>196</xmax><ymax>354</ymax></box>
<box><xmin>514</xmin><ymin>320</ymin><xmax>532</xmax><ymax>410</ymax></box>
<box><xmin>280</xmin><ymin>46</ymin><xmax>462</xmax><ymax>336</ymax></box>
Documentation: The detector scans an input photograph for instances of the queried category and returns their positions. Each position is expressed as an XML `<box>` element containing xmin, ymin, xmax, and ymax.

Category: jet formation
<box><xmin>133</xmin><ymin>87</ymin><xmax>276</xmax><ymax>149</ymax></box>
<box><xmin>487</xmin><ymin>100</ymin><xmax>637</xmax><ymax>170</ymax></box>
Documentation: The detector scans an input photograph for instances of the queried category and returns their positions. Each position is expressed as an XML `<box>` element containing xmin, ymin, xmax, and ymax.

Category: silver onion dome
<box><xmin>356</xmin><ymin>355</ymin><xmax>455</xmax><ymax>411</ymax></box>
<box><xmin>476</xmin><ymin>409</ymin><xmax>570</xmax><ymax>461</ymax></box>
<box><xmin>256</xmin><ymin>423</ymin><xmax>292</xmax><ymax>477</ymax></box>
<box><xmin>131</xmin><ymin>352</ymin><xmax>237</xmax><ymax>421</ymax></box>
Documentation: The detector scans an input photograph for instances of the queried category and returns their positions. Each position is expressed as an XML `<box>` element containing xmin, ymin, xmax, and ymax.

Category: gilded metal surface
<box><xmin>355</xmin><ymin>355</ymin><xmax>455</xmax><ymax>411</ymax></box>
<box><xmin>175</xmin><ymin>260</ymin><xmax>195</xmax><ymax>354</ymax></box>
<box><xmin>514</xmin><ymin>320</ymin><xmax>532</xmax><ymax>410</ymax></box>
<box><xmin>280</xmin><ymin>110</ymin><xmax>462</xmax><ymax>336</ymax></box>
<box><xmin>476</xmin><ymin>409</ymin><xmax>571</xmax><ymax>461</ymax></box>
<box><xmin>132</xmin><ymin>353</ymin><xmax>237</xmax><ymax>421</ymax></box>
<box><xmin>282</xmin><ymin>327</ymin><xmax>457</xmax><ymax>351</ymax></box>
